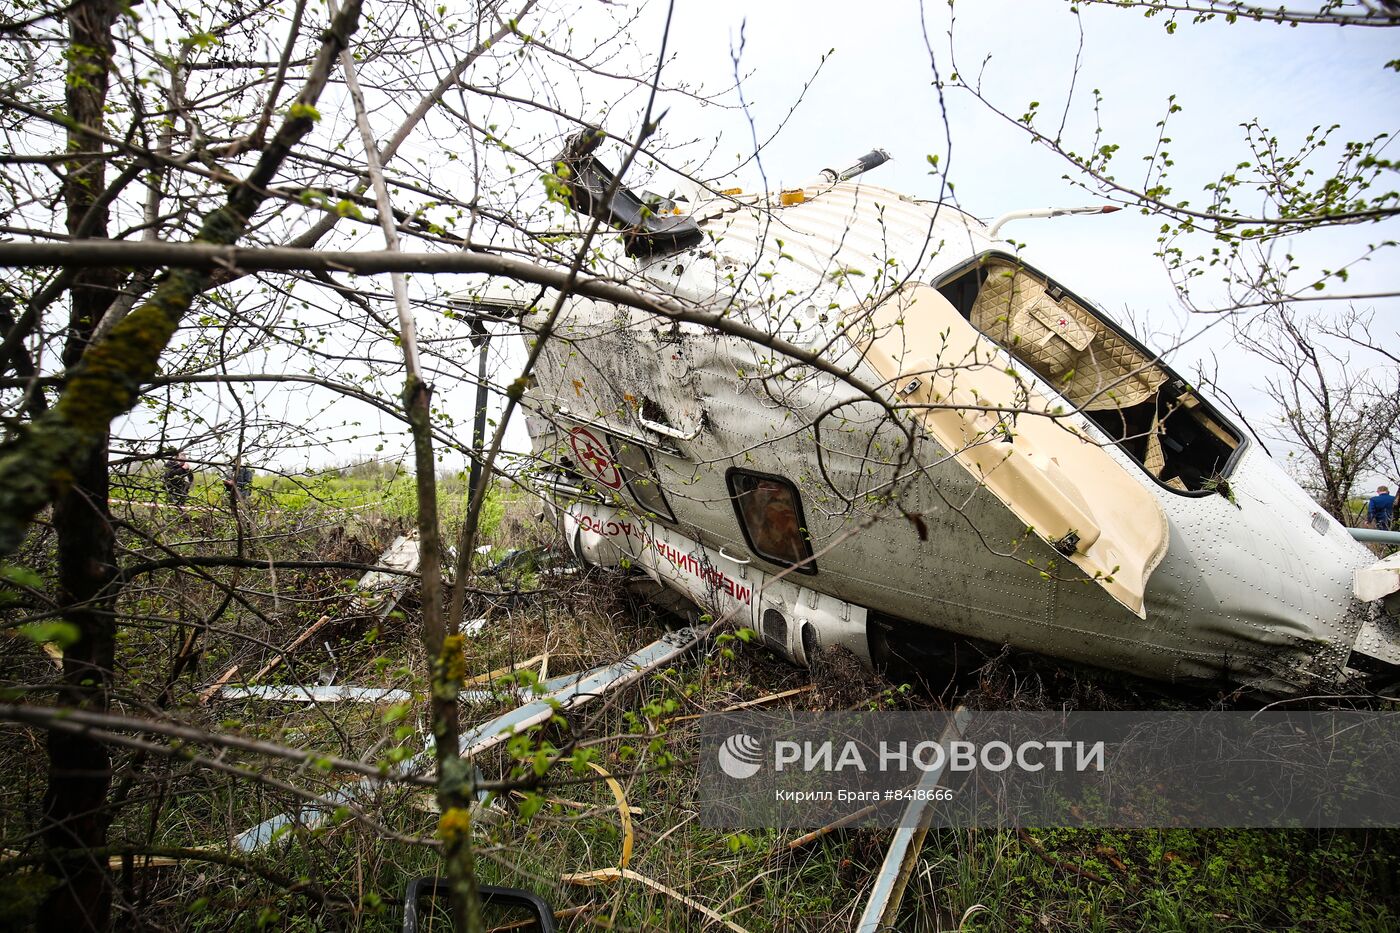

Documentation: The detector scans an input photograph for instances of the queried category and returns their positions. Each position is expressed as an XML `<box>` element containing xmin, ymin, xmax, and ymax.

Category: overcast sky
<box><xmin>564</xmin><ymin>0</ymin><xmax>1400</xmax><ymax>486</ymax></box>
<box><xmin>127</xmin><ymin>1</ymin><xmax>1397</xmax><ymax>492</ymax></box>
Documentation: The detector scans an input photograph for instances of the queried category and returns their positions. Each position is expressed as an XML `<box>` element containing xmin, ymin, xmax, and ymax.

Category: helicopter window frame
<box><xmin>608</xmin><ymin>435</ymin><xmax>677</xmax><ymax>524</ymax></box>
<box><xmin>933</xmin><ymin>251</ymin><xmax>1248</xmax><ymax>497</ymax></box>
<box><xmin>726</xmin><ymin>468</ymin><xmax>817</xmax><ymax>574</ymax></box>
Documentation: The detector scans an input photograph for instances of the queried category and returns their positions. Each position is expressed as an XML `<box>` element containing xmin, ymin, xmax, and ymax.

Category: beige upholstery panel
<box><xmin>970</xmin><ymin>264</ymin><xmax>1165</xmax><ymax>412</ymax></box>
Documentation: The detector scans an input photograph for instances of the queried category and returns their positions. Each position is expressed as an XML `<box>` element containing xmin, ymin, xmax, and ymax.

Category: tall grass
<box><xmin>4</xmin><ymin>486</ymin><xmax>1398</xmax><ymax>931</ymax></box>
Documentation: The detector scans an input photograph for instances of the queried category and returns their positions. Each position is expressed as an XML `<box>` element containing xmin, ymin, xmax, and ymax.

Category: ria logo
<box><xmin>717</xmin><ymin>733</ymin><xmax>764</xmax><ymax>779</ymax></box>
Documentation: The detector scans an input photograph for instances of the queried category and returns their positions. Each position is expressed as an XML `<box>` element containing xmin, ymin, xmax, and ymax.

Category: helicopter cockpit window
<box><xmin>727</xmin><ymin>470</ymin><xmax>816</xmax><ymax>572</ymax></box>
<box><xmin>610</xmin><ymin>437</ymin><xmax>676</xmax><ymax>523</ymax></box>
<box><xmin>936</xmin><ymin>256</ymin><xmax>1241</xmax><ymax>493</ymax></box>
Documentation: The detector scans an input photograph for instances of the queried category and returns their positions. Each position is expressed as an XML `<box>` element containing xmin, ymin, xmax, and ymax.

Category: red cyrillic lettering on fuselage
<box><xmin>576</xmin><ymin>511</ymin><xmax>752</xmax><ymax>605</ymax></box>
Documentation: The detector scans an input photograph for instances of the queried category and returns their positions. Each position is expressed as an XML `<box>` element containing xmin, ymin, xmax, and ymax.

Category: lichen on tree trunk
<box><xmin>37</xmin><ymin>2</ymin><xmax>124</xmax><ymax>926</ymax></box>
<box><xmin>0</xmin><ymin>0</ymin><xmax>363</xmax><ymax>557</ymax></box>
<box><xmin>0</xmin><ymin>5</ymin><xmax>366</xmax><ymax>928</ymax></box>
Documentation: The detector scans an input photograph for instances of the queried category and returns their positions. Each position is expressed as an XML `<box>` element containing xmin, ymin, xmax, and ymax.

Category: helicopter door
<box><xmin>859</xmin><ymin>284</ymin><xmax>1169</xmax><ymax>618</ymax></box>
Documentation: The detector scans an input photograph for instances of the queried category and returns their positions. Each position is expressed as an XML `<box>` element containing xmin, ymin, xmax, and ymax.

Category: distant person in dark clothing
<box><xmin>224</xmin><ymin>463</ymin><xmax>254</xmax><ymax>503</ymax></box>
<box><xmin>162</xmin><ymin>451</ymin><xmax>193</xmax><ymax>504</ymax></box>
<box><xmin>1368</xmin><ymin>485</ymin><xmax>1395</xmax><ymax>531</ymax></box>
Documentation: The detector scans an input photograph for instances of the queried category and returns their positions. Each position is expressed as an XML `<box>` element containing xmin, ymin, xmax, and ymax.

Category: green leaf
<box><xmin>518</xmin><ymin>792</ymin><xmax>544</xmax><ymax>820</ymax></box>
<box><xmin>1</xmin><ymin>564</ymin><xmax>42</xmax><ymax>589</ymax></box>
<box><xmin>20</xmin><ymin>621</ymin><xmax>80</xmax><ymax>649</ymax></box>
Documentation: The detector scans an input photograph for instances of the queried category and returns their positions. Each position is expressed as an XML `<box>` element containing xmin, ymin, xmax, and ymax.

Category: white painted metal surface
<box><xmin>519</xmin><ymin>174</ymin><xmax>1398</xmax><ymax>695</ymax></box>
<box><xmin>1356</xmin><ymin>552</ymin><xmax>1400</xmax><ymax>603</ymax></box>
<box><xmin>351</xmin><ymin>533</ymin><xmax>421</xmax><ymax>618</ymax></box>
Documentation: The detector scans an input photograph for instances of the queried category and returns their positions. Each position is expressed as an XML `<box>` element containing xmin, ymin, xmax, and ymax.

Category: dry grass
<box><xmin>3</xmin><ymin>487</ymin><xmax>1399</xmax><ymax>931</ymax></box>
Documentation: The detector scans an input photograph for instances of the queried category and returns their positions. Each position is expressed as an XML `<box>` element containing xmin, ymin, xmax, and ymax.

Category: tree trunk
<box><xmin>41</xmin><ymin>437</ymin><xmax>119</xmax><ymax>931</ymax></box>
<box><xmin>40</xmin><ymin>1</ymin><xmax>122</xmax><ymax>928</ymax></box>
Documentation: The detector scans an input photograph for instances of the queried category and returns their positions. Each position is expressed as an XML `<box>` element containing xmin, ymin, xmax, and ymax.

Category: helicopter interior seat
<box><xmin>936</xmin><ymin>257</ymin><xmax>1239</xmax><ymax>492</ymax></box>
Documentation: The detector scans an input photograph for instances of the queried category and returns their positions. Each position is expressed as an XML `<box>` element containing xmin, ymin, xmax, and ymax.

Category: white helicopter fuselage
<box><xmin>521</xmin><ymin>179</ymin><xmax>1397</xmax><ymax>696</ymax></box>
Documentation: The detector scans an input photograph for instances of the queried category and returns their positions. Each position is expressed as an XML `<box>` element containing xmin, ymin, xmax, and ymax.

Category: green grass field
<box><xmin>5</xmin><ymin>483</ymin><xmax>1398</xmax><ymax>931</ymax></box>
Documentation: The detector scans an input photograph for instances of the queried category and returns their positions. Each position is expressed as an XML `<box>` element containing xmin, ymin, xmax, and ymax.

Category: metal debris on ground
<box><xmin>233</xmin><ymin>626</ymin><xmax>705</xmax><ymax>851</ymax></box>
<box><xmin>348</xmin><ymin>534</ymin><xmax>420</xmax><ymax>619</ymax></box>
<box><xmin>855</xmin><ymin>706</ymin><xmax>972</xmax><ymax>933</ymax></box>
<box><xmin>455</xmin><ymin>626</ymin><xmax>704</xmax><ymax>759</ymax></box>
<box><xmin>218</xmin><ymin>685</ymin><xmax>412</xmax><ymax>705</ymax></box>
<box><xmin>202</xmin><ymin>535</ymin><xmax>422</xmax><ymax>705</ymax></box>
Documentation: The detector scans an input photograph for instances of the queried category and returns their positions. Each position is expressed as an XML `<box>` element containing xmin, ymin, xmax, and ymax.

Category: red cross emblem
<box><xmin>568</xmin><ymin>427</ymin><xmax>622</xmax><ymax>489</ymax></box>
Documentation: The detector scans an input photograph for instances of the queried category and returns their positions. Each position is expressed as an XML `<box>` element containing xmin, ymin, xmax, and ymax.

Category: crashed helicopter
<box><xmin>505</xmin><ymin>129</ymin><xmax>1400</xmax><ymax>698</ymax></box>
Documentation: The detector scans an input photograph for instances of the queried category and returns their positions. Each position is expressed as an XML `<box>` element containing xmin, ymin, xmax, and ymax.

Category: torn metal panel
<box><xmin>856</xmin><ymin>707</ymin><xmax>972</xmax><ymax>933</ymax></box>
<box><xmin>1354</xmin><ymin>552</ymin><xmax>1400</xmax><ymax>603</ymax></box>
<box><xmin>457</xmin><ymin>626</ymin><xmax>705</xmax><ymax>758</ymax></box>
<box><xmin>219</xmin><ymin>685</ymin><xmax>412</xmax><ymax>704</ymax></box>
<box><xmin>232</xmin><ymin>626</ymin><xmax>705</xmax><ymax>851</ymax></box>
<box><xmin>351</xmin><ymin>534</ymin><xmax>421</xmax><ymax>618</ymax></box>
<box><xmin>1350</xmin><ymin>608</ymin><xmax>1400</xmax><ymax>670</ymax></box>
<box><xmin>552</xmin><ymin>129</ymin><xmax>704</xmax><ymax>258</ymax></box>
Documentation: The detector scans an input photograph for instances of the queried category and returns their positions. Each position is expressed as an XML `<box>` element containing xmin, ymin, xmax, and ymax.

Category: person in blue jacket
<box><xmin>1367</xmin><ymin>485</ymin><xmax>1395</xmax><ymax>531</ymax></box>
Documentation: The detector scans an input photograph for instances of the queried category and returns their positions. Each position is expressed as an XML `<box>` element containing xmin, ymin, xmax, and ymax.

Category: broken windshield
<box><xmin>936</xmin><ymin>255</ymin><xmax>1242</xmax><ymax>494</ymax></box>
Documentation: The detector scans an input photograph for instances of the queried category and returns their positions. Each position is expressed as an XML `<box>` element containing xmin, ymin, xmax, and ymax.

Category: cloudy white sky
<box><xmin>657</xmin><ymin>1</ymin><xmax>1397</xmax><ymax>321</ymax></box>
<box><xmin>552</xmin><ymin>0</ymin><xmax>1399</xmax><ymax>485</ymax></box>
<box><xmin>122</xmin><ymin>1</ymin><xmax>1397</xmax><ymax>491</ymax></box>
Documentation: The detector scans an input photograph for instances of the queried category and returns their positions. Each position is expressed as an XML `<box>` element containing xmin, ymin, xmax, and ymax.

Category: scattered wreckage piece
<box><xmin>203</xmin><ymin>535</ymin><xmax>422</xmax><ymax>704</ymax></box>
<box><xmin>348</xmin><ymin>534</ymin><xmax>421</xmax><ymax>619</ymax></box>
<box><xmin>233</xmin><ymin>626</ymin><xmax>704</xmax><ymax>851</ymax></box>
<box><xmin>219</xmin><ymin>685</ymin><xmax>412</xmax><ymax>705</ymax></box>
<box><xmin>552</xmin><ymin>127</ymin><xmax>706</xmax><ymax>259</ymax></box>
<box><xmin>855</xmin><ymin>707</ymin><xmax>972</xmax><ymax>933</ymax></box>
<box><xmin>455</xmin><ymin>626</ymin><xmax>704</xmax><ymax>759</ymax></box>
<box><xmin>480</xmin><ymin>544</ymin><xmax>556</xmax><ymax>577</ymax></box>
<box><xmin>214</xmin><ymin>618</ymin><xmax>490</xmax><ymax>705</ymax></box>
<box><xmin>217</xmin><ymin>683</ymin><xmax>527</xmax><ymax>706</ymax></box>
